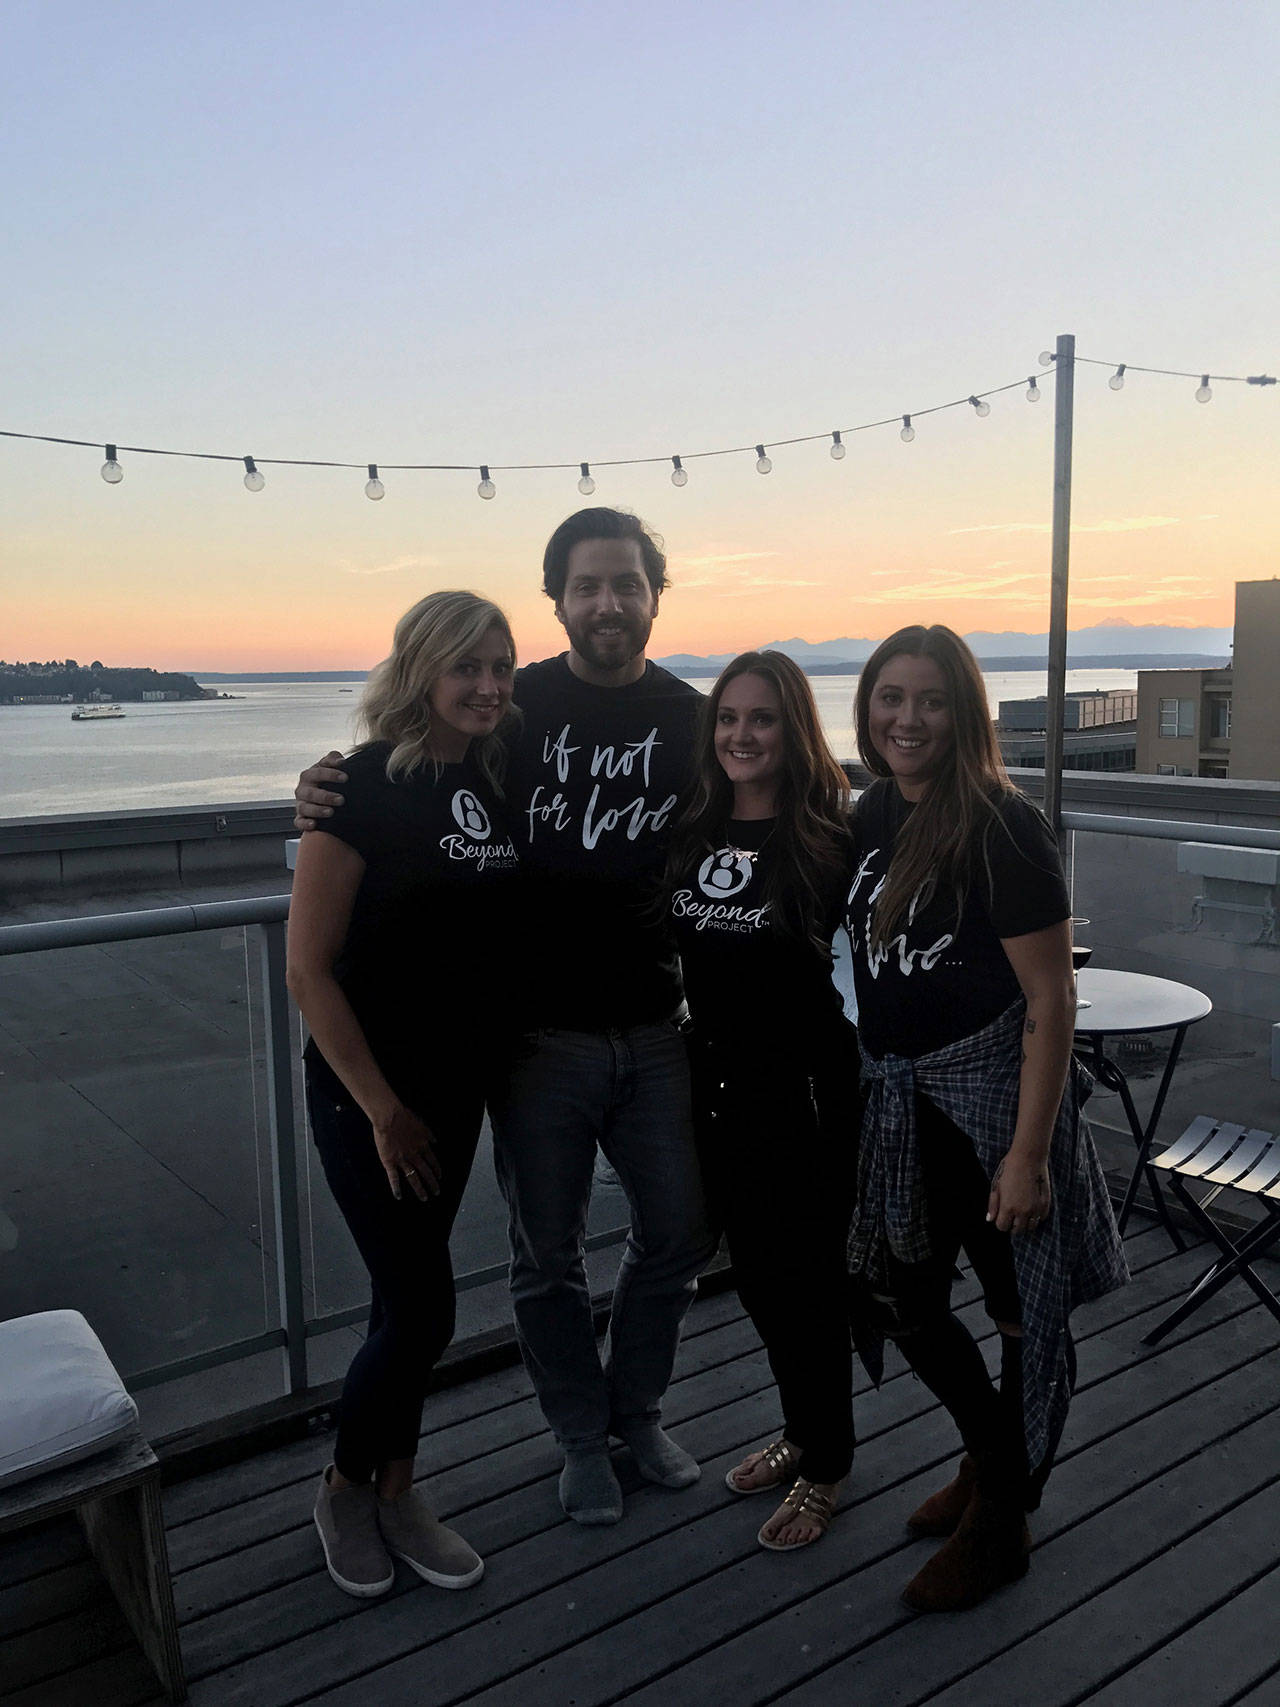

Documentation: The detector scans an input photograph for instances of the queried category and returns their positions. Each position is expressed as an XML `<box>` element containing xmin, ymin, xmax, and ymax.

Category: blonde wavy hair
<box><xmin>356</xmin><ymin>590</ymin><xmax>517</xmax><ymax>792</ymax></box>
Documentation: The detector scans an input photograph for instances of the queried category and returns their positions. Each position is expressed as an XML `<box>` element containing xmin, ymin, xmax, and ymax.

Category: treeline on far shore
<box><xmin>0</xmin><ymin>660</ymin><xmax>206</xmax><ymax>703</ymax></box>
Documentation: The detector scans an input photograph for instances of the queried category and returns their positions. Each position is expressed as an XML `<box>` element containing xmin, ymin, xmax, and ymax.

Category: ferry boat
<box><xmin>71</xmin><ymin>704</ymin><xmax>126</xmax><ymax>720</ymax></box>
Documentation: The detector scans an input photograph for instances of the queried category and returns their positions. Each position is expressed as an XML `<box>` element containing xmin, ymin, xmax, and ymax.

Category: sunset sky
<box><xmin>4</xmin><ymin>2</ymin><xmax>1276</xmax><ymax>671</ymax></box>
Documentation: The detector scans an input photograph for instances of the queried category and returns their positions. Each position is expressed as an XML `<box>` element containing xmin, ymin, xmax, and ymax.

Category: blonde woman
<box><xmin>287</xmin><ymin>590</ymin><xmax>520</xmax><ymax>1598</ymax></box>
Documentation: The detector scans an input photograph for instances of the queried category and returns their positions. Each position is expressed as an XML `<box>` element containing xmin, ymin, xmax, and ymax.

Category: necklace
<box><xmin>721</xmin><ymin>819</ymin><xmax>776</xmax><ymax>862</ymax></box>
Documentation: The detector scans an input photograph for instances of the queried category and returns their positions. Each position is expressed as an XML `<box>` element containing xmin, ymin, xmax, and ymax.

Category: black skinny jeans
<box><xmin>691</xmin><ymin>1034</ymin><xmax>859</xmax><ymax>1484</ymax></box>
<box><xmin>862</xmin><ymin>1096</ymin><xmax>1073</xmax><ymax>1505</ymax></box>
<box><xmin>306</xmin><ymin>1058</ymin><xmax>483</xmax><ymax>1484</ymax></box>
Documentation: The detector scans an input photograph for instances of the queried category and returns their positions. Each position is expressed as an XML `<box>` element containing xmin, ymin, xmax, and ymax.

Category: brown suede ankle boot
<box><xmin>901</xmin><ymin>1485</ymin><xmax>1031</xmax><ymax>1612</ymax></box>
<box><xmin>905</xmin><ymin>1454</ymin><xmax>978</xmax><ymax>1538</ymax></box>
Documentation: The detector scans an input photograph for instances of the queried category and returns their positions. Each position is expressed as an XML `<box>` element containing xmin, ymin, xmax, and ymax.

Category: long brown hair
<box><xmin>669</xmin><ymin>651</ymin><xmax>852</xmax><ymax>952</ymax></box>
<box><xmin>357</xmin><ymin>590</ymin><xmax>517</xmax><ymax>793</ymax></box>
<box><xmin>854</xmin><ymin>624</ymin><xmax>1014</xmax><ymax>949</ymax></box>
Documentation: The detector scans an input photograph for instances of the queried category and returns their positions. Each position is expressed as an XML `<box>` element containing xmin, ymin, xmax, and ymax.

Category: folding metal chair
<box><xmin>1141</xmin><ymin>1114</ymin><xmax>1280</xmax><ymax>1347</ymax></box>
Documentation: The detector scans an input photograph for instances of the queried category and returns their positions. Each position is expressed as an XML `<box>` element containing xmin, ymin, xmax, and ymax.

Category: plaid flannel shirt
<box><xmin>848</xmin><ymin>999</ymin><xmax>1129</xmax><ymax>1472</ymax></box>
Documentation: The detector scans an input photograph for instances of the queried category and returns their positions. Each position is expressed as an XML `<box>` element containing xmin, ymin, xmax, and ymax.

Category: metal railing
<box><xmin>0</xmin><ymin>894</ymin><xmax>630</xmax><ymax>1400</ymax></box>
<box><xmin>1</xmin><ymin>805</ymin><xmax>1276</xmax><ymax>1405</ymax></box>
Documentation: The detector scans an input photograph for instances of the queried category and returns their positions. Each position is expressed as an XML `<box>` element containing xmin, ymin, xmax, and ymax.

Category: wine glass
<box><xmin>1071</xmin><ymin>918</ymin><xmax>1092</xmax><ymax>1009</ymax></box>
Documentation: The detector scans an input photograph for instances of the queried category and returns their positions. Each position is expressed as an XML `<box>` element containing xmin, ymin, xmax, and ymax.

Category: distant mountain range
<box><xmin>188</xmin><ymin>623</ymin><xmax>1233</xmax><ymax>683</ymax></box>
<box><xmin>657</xmin><ymin>623</ymin><xmax>1233</xmax><ymax>675</ymax></box>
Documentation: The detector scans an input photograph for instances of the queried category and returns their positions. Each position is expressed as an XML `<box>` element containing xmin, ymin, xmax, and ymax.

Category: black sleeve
<box><xmin>313</xmin><ymin>747</ymin><xmax>385</xmax><ymax>863</ymax></box>
<box><xmin>983</xmin><ymin>794</ymin><xmax>1070</xmax><ymax>939</ymax></box>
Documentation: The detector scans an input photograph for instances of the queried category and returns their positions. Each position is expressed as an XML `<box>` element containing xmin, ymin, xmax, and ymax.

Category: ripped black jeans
<box><xmin>856</xmin><ymin>1096</ymin><xmax>1073</xmax><ymax>1506</ymax></box>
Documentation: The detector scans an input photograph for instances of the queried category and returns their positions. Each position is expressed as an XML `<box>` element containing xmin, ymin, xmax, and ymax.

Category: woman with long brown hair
<box><xmin>844</xmin><ymin>625</ymin><xmax>1126</xmax><ymax>1611</ymax></box>
<box><xmin>668</xmin><ymin>651</ymin><xmax>860</xmax><ymax>1551</ymax></box>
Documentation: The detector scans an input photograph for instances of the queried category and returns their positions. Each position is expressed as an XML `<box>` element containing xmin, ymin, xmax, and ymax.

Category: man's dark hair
<box><xmin>541</xmin><ymin>508</ymin><xmax>670</xmax><ymax>603</ymax></box>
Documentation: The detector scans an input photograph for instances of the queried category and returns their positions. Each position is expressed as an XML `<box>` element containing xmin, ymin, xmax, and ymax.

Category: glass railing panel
<box><xmin>0</xmin><ymin>926</ymin><xmax>277</xmax><ymax>1429</ymax></box>
<box><xmin>1067</xmin><ymin>825</ymin><xmax>1280</xmax><ymax>1201</ymax></box>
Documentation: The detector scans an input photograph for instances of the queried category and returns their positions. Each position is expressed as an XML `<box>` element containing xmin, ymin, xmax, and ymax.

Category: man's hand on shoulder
<box><xmin>294</xmin><ymin>751</ymin><xmax>349</xmax><ymax>832</ymax></box>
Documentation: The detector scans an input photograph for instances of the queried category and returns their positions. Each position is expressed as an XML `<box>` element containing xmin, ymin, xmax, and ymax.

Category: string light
<box><xmin>6</xmin><ymin>350</ymin><xmax>1274</xmax><ymax>500</ymax></box>
<box><xmin>364</xmin><ymin>463</ymin><xmax>385</xmax><ymax>500</ymax></box>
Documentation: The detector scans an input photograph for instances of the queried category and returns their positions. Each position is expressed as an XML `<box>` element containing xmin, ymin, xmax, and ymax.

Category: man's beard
<box><xmin>565</xmin><ymin>614</ymin><xmax>652</xmax><ymax>673</ymax></box>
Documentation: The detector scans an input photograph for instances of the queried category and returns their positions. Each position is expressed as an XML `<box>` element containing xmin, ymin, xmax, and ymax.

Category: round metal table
<box><xmin>1074</xmin><ymin>968</ymin><xmax>1214</xmax><ymax>1242</ymax></box>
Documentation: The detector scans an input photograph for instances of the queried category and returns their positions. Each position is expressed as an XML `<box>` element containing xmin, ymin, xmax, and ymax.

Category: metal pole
<box><xmin>1044</xmin><ymin>331</ymin><xmax>1076</xmax><ymax>835</ymax></box>
<box><xmin>258</xmin><ymin>919</ymin><xmax>309</xmax><ymax>1394</ymax></box>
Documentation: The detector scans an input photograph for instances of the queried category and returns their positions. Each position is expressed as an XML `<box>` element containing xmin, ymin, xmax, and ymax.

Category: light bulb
<box><xmin>900</xmin><ymin>415</ymin><xmax>915</xmax><ymax>443</ymax></box>
<box><xmin>1026</xmin><ymin>377</ymin><xmax>1040</xmax><ymax>402</ymax></box>
<box><xmin>477</xmin><ymin>465</ymin><xmax>495</xmax><ymax>500</ymax></box>
<box><xmin>1108</xmin><ymin>365</ymin><xmax>1126</xmax><ymax>391</ymax></box>
<box><xmin>754</xmin><ymin>444</ymin><xmax>772</xmax><ymax>474</ymax></box>
<box><xmin>830</xmin><ymin>431</ymin><xmax>846</xmax><ymax>460</ymax></box>
<box><xmin>364</xmin><ymin>463</ymin><xmax>385</xmax><ymax>500</ymax></box>
<box><xmin>1196</xmin><ymin>375</ymin><xmax>1212</xmax><ymax>404</ymax></box>
<box><xmin>670</xmin><ymin>455</ymin><xmax>688</xmax><ymax>487</ymax></box>
<box><xmin>969</xmin><ymin>396</ymin><xmax>991</xmax><ymax>418</ymax></box>
<box><xmin>1039</xmin><ymin>350</ymin><xmax>1055</xmax><ymax>367</ymax></box>
<box><xmin>243</xmin><ymin>455</ymin><xmax>265</xmax><ymax>492</ymax></box>
<box><xmin>100</xmin><ymin>444</ymin><xmax>123</xmax><ymax>484</ymax></box>
<box><xmin>578</xmin><ymin>462</ymin><xmax>595</xmax><ymax>496</ymax></box>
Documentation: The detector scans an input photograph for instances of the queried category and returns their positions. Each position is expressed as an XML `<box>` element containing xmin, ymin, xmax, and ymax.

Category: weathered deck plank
<box><xmin>5</xmin><ymin>1227</ymin><xmax>1278</xmax><ymax>1707</ymax></box>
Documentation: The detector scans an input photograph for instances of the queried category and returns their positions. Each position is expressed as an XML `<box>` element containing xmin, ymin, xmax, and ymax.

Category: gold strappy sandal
<box><xmin>724</xmin><ymin>1438</ymin><xmax>799</xmax><ymax>1496</ymax></box>
<box><xmin>757</xmin><ymin>1477</ymin><xmax>838</xmax><ymax>1551</ymax></box>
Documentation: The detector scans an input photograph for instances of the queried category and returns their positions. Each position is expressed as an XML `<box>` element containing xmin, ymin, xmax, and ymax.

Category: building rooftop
<box><xmin>6</xmin><ymin>1225</ymin><xmax>1280</xmax><ymax>1706</ymax></box>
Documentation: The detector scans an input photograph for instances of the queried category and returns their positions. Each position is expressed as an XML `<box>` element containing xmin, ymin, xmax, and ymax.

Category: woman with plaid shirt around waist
<box><xmin>843</xmin><ymin>625</ymin><xmax>1127</xmax><ymax>1613</ymax></box>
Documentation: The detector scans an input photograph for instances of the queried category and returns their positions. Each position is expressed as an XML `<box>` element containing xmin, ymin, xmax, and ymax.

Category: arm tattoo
<box><xmin>1024</xmin><ymin>1018</ymin><xmax>1037</xmax><ymax>1034</ymax></box>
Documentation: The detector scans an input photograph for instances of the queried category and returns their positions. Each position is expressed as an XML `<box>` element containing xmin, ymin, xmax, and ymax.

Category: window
<box><xmin>1155</xmin><ymin>764</ymin><xmax>1194</xmax><ymax>777</ymax></box>
<box><xmin>1158</xmin><ymin>697</ymin><xmax>1195</xmax><ymax>739</ymax></box>
<box><xmin>1210</xmin><ymin>697</ymin><xmax>1232</xmax><ymax>739</ymax></box>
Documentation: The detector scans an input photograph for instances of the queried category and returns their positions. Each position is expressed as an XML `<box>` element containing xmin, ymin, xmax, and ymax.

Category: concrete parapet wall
<box><xmin>0</xmin><ymin>801</ymin><xmax>295</xmax><ymax>908</ymax></box>
<box><xmin>2</xmin><ymin>776</ymin><xmax>1276</xmax><ymax>910</ymax></box>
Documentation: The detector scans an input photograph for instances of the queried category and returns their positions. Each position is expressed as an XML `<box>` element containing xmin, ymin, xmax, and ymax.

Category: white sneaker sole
<box><xmin>314</xmin><ymin>1513</ymin><xmax>395</xmax><ymax>1598</ymax></box>
<box><xmin>387</xmin><ymin>1544</ymin><xmax>485</xmax><ymax>1590</ymax></box>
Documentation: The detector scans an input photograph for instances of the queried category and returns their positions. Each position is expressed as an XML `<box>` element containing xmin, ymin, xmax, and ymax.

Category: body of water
<box><xmin>0</xmin><ymin>667</ymin><xmax>1140</xmax><ymax>820</ymax></box>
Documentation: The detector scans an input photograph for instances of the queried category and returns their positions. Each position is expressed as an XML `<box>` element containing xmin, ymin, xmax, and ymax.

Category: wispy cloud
<box><xmin>673</xmin><ymin>550</ymin><xmax>780</xmax><ymax>569</ymax></box>
<box><xmin>338</xmin><ymin>554</ymin><xmax>441</xmax><ymax>577</ymax></box>
<box><xmin>858</xmin><ymin>567</ymin><xmax>1041</xmax><ymax>603</ymax></box>
<box><xmin>1068</xmin><ymin>589</ymin><xmax>1219</xmax><ymax>609</ymax></box>
<box><xmin>673</xmin><ymin>549</ymin><xmax>818</xmax><ymax>594</ymax></box>
<box><xmin>947</xmin><ymin>516</ymin><xmax>1184</xmax><ymax>536</ymax></box>
<box><xmin>1073</xmin><ymin>573</ymin><xmax>1212</xmax><ymax>591</ymax></box>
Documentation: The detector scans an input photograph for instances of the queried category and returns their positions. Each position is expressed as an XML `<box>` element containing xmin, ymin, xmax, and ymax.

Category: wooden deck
<box><xmin>4</xmin><ymin>1224</ymin><xmax>1280</xmax><ymax>1707</ymax></box>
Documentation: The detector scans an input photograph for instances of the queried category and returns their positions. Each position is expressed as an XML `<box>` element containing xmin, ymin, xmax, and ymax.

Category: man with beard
<box><xmin>295</xmin><ymin>508</ymin><xmax>715</xmax><ymax>1525</ymax></box>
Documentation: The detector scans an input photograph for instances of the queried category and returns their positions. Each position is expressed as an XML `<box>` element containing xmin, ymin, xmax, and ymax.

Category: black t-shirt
<box><xmin>306</xmin><ymin>742</ymin><xmax>519</xmax><ymax>1099</ymax></box>
<box><xmin>507</xmin><ymin>655</ymin><xmax>701</xmax><ymax>1028</ymax></box>
<box><xmin>670</xmin><ymin>815</ymin><xmax>856</xmax><ymax>1063</ymax></box>
<box><xmin>844</xmin><ymin>778</ymin><xmax>1070</xmax><ymax>1060</ymax></box>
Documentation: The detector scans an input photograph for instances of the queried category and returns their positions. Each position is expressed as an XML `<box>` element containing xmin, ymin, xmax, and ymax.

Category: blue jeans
<box><xmin>490</xmin><ymin>1024</ymin><xmax>716</xmax><ymax>1450</ymax></box>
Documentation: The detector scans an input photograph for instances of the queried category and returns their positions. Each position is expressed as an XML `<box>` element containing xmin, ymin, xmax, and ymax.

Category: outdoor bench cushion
<box><xmin>0</xmin><ymin>1309</ymin><xmax>138</xmax><ymax>1489</ymax></box>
